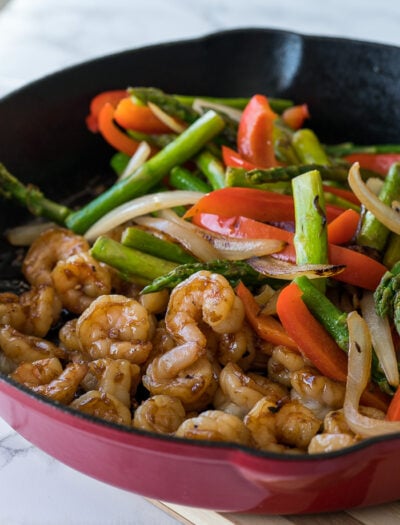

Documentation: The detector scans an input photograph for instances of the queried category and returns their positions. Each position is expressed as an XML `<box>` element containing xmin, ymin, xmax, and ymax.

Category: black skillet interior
<box><xmin>0</xmin><ymin>27</ymin><xmax>400</xmax><ymax>278</ymax></box>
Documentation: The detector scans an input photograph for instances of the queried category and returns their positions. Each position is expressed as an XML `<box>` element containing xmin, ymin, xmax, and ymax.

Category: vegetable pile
<box><xmin>2</xmin><ymin>86</ymin><xmax>400</xmax><ymax>453</ymax></box>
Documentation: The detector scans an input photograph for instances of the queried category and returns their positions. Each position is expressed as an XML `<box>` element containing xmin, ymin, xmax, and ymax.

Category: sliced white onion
<box><xmin>134</xmin><ymin>215</ymin><xmax>219</xmax><ymax>262</ymax></box>
<box><xmin>366</xmin><ymin>176</ymin><xmax>384</xmax><ymax>195</ymax></box>
<box><xmin>84</xmin><ymin>191</ymin><xmax>204</xmax><ymax>242</ymax></box>
<box><xmin>197</xmin><ymin>233</ymin><xmax>285</xmax><ymax>260</ymax></box>
<box><xmin>5</xmin><ymin>221</ymin><xmax>55</xmax><ymax>246</ymax></box>
<box><xmin>348</xmin><ymin>162</ymin><xmax>400</xmax><ymax>234</ymax></box>
<box><xmin>119</xmin><ymin>141</ymin><xmax>151</xmax><ymax>180</ymax></box>
<box><xmin>344</xmin><ymin>311</ymin><xmax>400</xmax><ymax>437</ymax></box>
<box><xmin>360</xmin><ymin>291</ymin><xmax>399</xmax><ymax>387</ymax></box>
<box><xmin>147</xmin><ymin>102</ymin><xmax>186</xmax><ymax>133</ymax></box>
<box><xmin>246</xmin><ymin>256</ymin><xmax>346</xmax><ymax>280</ymax></box>
<box><xmin>192</xmin><ymin>98</ymin><xmax>243</xmax><ymax>122</ymax></box>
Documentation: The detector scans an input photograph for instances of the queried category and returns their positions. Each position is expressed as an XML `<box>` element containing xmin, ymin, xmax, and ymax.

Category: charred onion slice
<box><xmin>246</xmin><ymin>256</ymin><xmax>345</xmax><ymax>280</ymax></box>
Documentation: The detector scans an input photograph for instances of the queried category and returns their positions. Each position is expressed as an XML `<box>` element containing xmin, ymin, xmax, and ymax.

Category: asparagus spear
<box><xmin>374</xmin><ymin>260</ymin><xmax>400</xmax><ymax>321</ymax></box>
<box><xmin>0</xmin><ymin>163</ymin><xmax>71</xmax><ymax>224</ymax></box>
<box><xmin>383</xmin><ymin>233</ymin><xmax>400</xmax><ymax>269</ymax></box>
<box><xmin>295</xmin><ymin>275</ymin><xmax>395</xmax><ymax>395</ymax></box>
<box><xmin>65</xmin><ymin>110</ymin><xmax>225</xmax><ymax>234</ymax></box>
<box><xmin>174</xmin><ymin>94</ymin><xmax>293</xmax><ymax>113</ymax></box>
<box><xmin>91</xmin><ymin>236</ymin><xmax>178</xmax><ymax>282</ymax></box>
<box><xmin>121</xmin><ymin>226</ymin><xmax>198</xmax><ymax>264</ymax></box>
<box><xmin>325</xmin><ymin>142</ymin><xmax>400</xmax><ymax>157</ymax></box>
<box><xmin>357</xmin><ymin>163</ymin><xmax>400</xmax><ymax>251</ymax></box>
<box><xmin>169</xmin><ymin>166</ymin><xmax>212</xmax><ymax>193</ymax></box>
<box><xmin>195</xmin><ymin>150</ymin><xmax>226</xmax><ymax>190</ymax></box>
<box><xmin>142</xmin><ymin>260</ymin><xmax>270</xmax><ymax>294</ymax></box>
<box><xmin>292</xmin><ymin>129</ymin><xmax>331</xmax><ymax>165</ymax></box>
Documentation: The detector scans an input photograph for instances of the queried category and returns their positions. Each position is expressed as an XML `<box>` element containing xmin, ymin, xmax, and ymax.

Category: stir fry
<box><xmin>2</xmin><ymin>87</ymin><xmax>400</xmax><ymax>454</ymax></box>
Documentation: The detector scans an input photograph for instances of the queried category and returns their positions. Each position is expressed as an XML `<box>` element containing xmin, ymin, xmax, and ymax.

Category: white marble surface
<box><xmin>1</xmin><ymin>0</ymin><xmax>400</xmax><ymax>523</ymax></box>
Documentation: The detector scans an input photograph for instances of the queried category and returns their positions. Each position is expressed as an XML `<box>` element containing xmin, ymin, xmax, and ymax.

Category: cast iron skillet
<box><xmin>1</xmin><ymin>28</ymin><xmax>400</xmax><ymax>515</ymax></box>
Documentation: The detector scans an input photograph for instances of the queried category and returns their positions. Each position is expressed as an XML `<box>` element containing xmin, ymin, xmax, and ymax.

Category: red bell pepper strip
<box><xmin>97</xmin><ymin>103</ymin><xmax>141</xmax><ymax>156</ymax></box>
<box><xmin>192</xmin><ymin>213</ymin><xmax>387</xmax><ymax>291</ymax></box>
<box><xmin>222</xmin><ymin>145</ymin><xmax>259</xmax><ymax>170</ymax></box>
<box><xmin>235</xmin><ymin>281</ymin><xmax>298</xmax><ymax>350</ymax></box>
<box><xmin>282</xmin><ymin>103</ymin><xmax>310</xmax><ymax>130</ymax></box>
<box><xmin>238</xmin><ymin>95</ymin><xmax>279</xmax><ymax>168</ymax></box>
<box><xmin>86</xmin><ymin>89</ymin><xmax>128</xmax><ymax>133</ymax></box>
<box><xmin>344</xmin><ymin>153</ymin><xmax>400</xmax><ymax>176</ymax></box>
<box><xmin>184</xmin><ymin>187</ymin><xmax>343</xmax><ymax>224</ymax></box>
<box><xmin>387</xmin><ymin>387</ymin><xmax>400</xmax><ymax>421</ymax></box>
<box><xmin>113</xmin><ymin>97</ymin><xmax>172</xmax><ymax>134</ymax></box>
<box><xmin>276</xmin><ymin>282</ymin><xmax>348</xmax><ymax>382</ymax></box>
<box><xmin>327</xmin><ymin>208</ymin><xmax>360</xmax><ymax>245</ymax></box>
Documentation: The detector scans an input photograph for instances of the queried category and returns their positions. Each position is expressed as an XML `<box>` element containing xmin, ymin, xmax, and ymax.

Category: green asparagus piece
<box><xmin>325</xmin><ymin>142</ymin><xmax>400</xmax><ymax>157</ymax></box>
<box><xmin>292</xmin><ymin>170</ymin><xmax>328</xmax><ymax>266</ymax></box>
<box><xmin>174</xmin><ymin>94</ymin><xmax>293</xmax><ymax>113</ymax></box>
<box><xmin>142</xmin><ymin>259</ymin><xmax>270</xmax><ymax>294</ymax></box>
<box><xmin>292</xmin><ymin>129</ymin><xmax>331</xmax><ymax>165</ymax></box>
<box><xmin>169</xmin><ymin>166</ymin><xmax>212</xmax><ymax>193</ymax></box>
<box><xmin>0</xmin><ymin>163</ymin><xmax>71</xmax><ymax>224</ymax></box>
<box><xmin>110</xmin><ymin>152</ymin><xmax>130</xmax><ymax>177</ymax></box>
<box><xmin>91</xmin><ymin>236</ymin><xmax>178</xmax><ymax>282</ymax></box>
<box><xmin>273</xmin><ymin>120</ymin><xmax>301</xmax><ymax>165</ymax></box>
<box><xmin>195</xmin><ymin>150</ymin><xmax>226</xmax><ymax>190</ymax></box>
<box><xmin>295</xmin><ymin>275</ymin><xmax>394</xmax><ymax>394</ymax></box>
<box><xmin>357</xmin><ymin>163</ymin><xmax>400</xmax><ymax>250</ymax></box>
<box><xmin>127</xmin><ymin>130</ymin><xmax>177</xmax><ymax>149</ymax></box>
<box><xmin>374</xmin><ymin>261</ymin><xmax>400</xmax><ymax>321</ymax></box>
<box><xmin>383</xmin><ymin>233</ymin><xmax>400</xmax><ymax>269</ymax></box>
<box><xmin>121</xmin><ymin>226</ymin><xmax>198</xmax><ymax>264</ymax></box>
<box><xmin>65</xmin><ymin>110</ymin><xmax>225</xmax><ymax>234</ymax></box>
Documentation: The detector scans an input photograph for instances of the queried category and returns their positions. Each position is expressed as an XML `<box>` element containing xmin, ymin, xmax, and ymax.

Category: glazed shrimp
<box><xmin>308</xmin><ymin>433</ymin><xmax>359</xmax><ymax>454</ymax></box>
<box><xmin>290</xmin><ymin>366</ymin><xmax>346</xmax><ymax>419</ymax></box>
<box><xmin>143</xmin><ymin>348</ymin><xmax>218</xmax><ymax>411</ymax></box>
<box><xmin>70</xmin><ymin>391</ymin><xmax>132</xmax><ymax>426</ymax></box>
<box><xmin>175</xmin><ymin>410</ymin><xmax>252</xmax><ymax>446</ymax></box>
<box><xmin>243</xmin><ymin>397</ymin><xmax>278</xmax><ymax>450</ymax></box>
<box><xmin>76</xmin><ymin>294</ymin><xmax>154</xmax><ymax>364</ymax></box>
<box><xmin>0</xmin><ymin>285</ymin><xmax>62</xmax><ymax>337</ymax></box>
<box><xmin>0</xmin><ymin>325</ymin><xmax>66</xmax><ymax>365</ymax></box>
<box><xmin>29</xmin><ymin>362</ymin><xmax>87</xmax><ymax>404</ymax></box>
<box><xmin>133</xmin><ymin>395</ymin><xmax>186</xmax><ymax>434</ymax></box>
<box><xmin>267</xmin><ymin>345</ymin><xmax>307</xmax><ymax>388</ymax></box>
<box><xmin>165</xmin><ymin>271</ymin><xmax>245</xmax><ymax>348</ymax></box>
<box><xmin>217</xmin><ymin>322</ymin><xmax>256</xmax><ymax>371</ymax></box>
<box><xmin>10</xmin><ymin>357</ymin><xmax>63</xmax><ymax>386</ymax></box>
<box><xmin>22</xmin><ymin>227</ymin><xmax>89</xmax><ymax>286</ymax></box>
<box><xmin>51</xmin><ymin>252</ymin><xmax>112</xmax><ymax>314</ymax></box>
<box><xmin>81</xmin><ymin>358</ymin><xmax>140</xmax><ymax>408</ymax></box>
<box><xmin>275</xmin><ymin>400</ymin><xmax>322</xmax><ymax>450</ymax></box>
<box><xmin>218</xmin><ymin>362</ymin><xmax>288</xmax><ymax>417</ymax></box>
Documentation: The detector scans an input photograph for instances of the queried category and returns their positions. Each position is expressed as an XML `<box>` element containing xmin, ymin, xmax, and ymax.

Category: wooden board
<box><xmin>149</xmin><ymin>499</ymin><xmax>400</xmax><ymax>525</ymax></box>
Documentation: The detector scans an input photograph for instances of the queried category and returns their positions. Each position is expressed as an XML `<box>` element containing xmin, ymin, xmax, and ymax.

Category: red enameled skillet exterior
<box><xmin>1</xmin><ymin>28</ymin><xmax>400</xmax><ymax>514</ymax></box>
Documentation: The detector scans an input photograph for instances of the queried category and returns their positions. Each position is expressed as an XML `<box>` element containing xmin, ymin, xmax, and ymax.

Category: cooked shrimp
<box><xmin>275</xmin><ymin>400</ymin><xmax>322</xmax><ymax>450</ymax></box>
<box><xmin>217</xmin><ymin>322</ymin><xmax>256</xmax><ymax>370</ymax></box>
<box><xmin>143</xmin><ymin>343</ymin><xmax>218</xmax><ymax>411</ymax></box>
<box><xmin>51</xmin><ymin>252</ymin><xmax>112</xmax><ymax>314</ymax></box>
<box><xmin>165</xmin><ymin>271</ymin><xmax>245</xmax><ymax>348</ymax></box>
<box><xmin>0</xmin><ymin>325</ymin><xmax>66</xmax><ymax>365</ymax></box>
<box><xmin>58</xmin><ymin>319</ymin><xmax>82</xmax><ymax>356</ymax></box>
<box><xmin>175</xmin><ymin>410</ymin><xmax>252</xmax><ymax>446</ymax></box>
<box><xmin>290</xmin><ymin>366</ymin><xmax>346</xmax><ymax>419</ymax></box>
<box><xmin>267</xmin><ymin>345</ymin><xmax>307</xmax><ymax>387</ymax></box>
<box><xmin>22</xmin><ymin>227</ymin><xmax>89</xmax><ymax>286</ymax></box>
<box><xmin>76</xmin><ymin>294</ymin><xmax>154</xmax><ymax>364</ymax></box>
<box><xmin>30</xmin><ymin>362</ymin><xmax>87</xmax><ymax>404</ymax></box>
<box><xmin>308</xmin><ymin>433</ymin><xmax>359</xmax><ymax>454</ymax></box>
<box><xmin>70</xmin><ymin>390</ymin><xmax>132</xmax><ymax>426</ymax></box>
<box><xmin>10</xmin><ymin>357</ymin><xmax>63</xmax><ymax>386</ymax></box>
<box><xmin>81</xmin><ymin>358</ymin><xmax>140</xmax><ymax>408</ymax></box>
<box><xmin>219</xmin><ymin>362</ymin><xmax>288</xmax><ymax>417</ymax></box>
<box><xmin>243</xmin><ymin>397</ymin><xmax>277</xmax><ymax>450</ymax></box>
<box><xmin>0</xmin><ymin>285</ymin><xmax>61</xmax><ymax>337</ymax></box>
<box><xmin>133</xmin><ymin>395</ymin><xmax>186</xmax><ymax>434</ymax></box>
